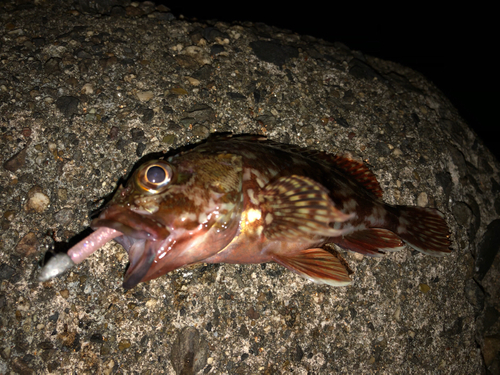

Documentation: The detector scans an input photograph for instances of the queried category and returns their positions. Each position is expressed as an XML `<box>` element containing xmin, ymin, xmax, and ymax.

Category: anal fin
<box><xmin>273</xmin><ymin>248</ymin><xmax>352</xmax><ymax>286</ymax></box>
<box><xmin>336</xmin><ymin>228</ymin><xmax>405</xmax><ymax>257</ymax></box>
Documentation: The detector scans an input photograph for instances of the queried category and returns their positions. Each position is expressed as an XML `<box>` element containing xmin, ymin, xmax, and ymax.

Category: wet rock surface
<box><xmin>1</xmin><ymin>0</ymin><xmax>499</xmax><ymax>373</ymax></box>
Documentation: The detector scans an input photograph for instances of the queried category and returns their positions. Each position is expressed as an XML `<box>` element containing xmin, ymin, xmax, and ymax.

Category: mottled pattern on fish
<box><xmin>45</xmin><ymin>134</ymin><xmax>451</xmax><ymax>289</ymax></box>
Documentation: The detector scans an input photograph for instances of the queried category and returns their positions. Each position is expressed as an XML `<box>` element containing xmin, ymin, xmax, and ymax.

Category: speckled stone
<box><xmin>0</xmin><ymin>1</ymin><xmax>498</xmax><ymax>374</ymax></box>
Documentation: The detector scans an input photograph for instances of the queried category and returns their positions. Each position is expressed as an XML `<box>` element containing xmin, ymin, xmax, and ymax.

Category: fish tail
<box><xmin>393</xmin><ymin>206</ymin><xmax>451</xmax><ymax>256</ymax></box>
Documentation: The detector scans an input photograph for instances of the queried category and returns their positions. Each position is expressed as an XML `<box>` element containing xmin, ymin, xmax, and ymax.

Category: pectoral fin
<box><xmin>273</xmin><ymin>248</ymin><xmax>352</xmax><ymax>286</ymax></box>
<box><xmin>259</xmin><ymin>175</ymin><xmax>354</xmax><ymax>240</ymax></box>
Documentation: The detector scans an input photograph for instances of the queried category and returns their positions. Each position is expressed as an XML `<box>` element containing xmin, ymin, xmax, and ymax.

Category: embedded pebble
<box><xmin>483</xmin><ymin>336</ymin><xmax>500</xmax><ymax>366</ymax></box>
<box><xmin>26</xmin><ymin>186</ymin><xmax>50</xmax><ymax>213</ymax></box>
<box><xmin>191</xmin><ymin>124</ymin><xmax>209</xmax><ymax>138</ymax></box>
<box><xmin>419</xmin><ymin>284</ymin><xmax>431</xmax><ymax>293</ymax></box>
<box><xmin>170</xmin><ymin>327</ymin><xmax>209</xmax><ymax>375</ymax></box>
<box><xmin>15</xmin><ymin>232</ymin><xmax>38</xmax><ymax>257</ymax></box>
<box><xmin>81</xmin><ymin>83</ymin><xmax>94</xmax><ymax>94</ymax></box>
<box><xmin>417</xmin><ymin>192</ymin><xmax>428</xmax><ymax>207</ymax></box>
<box><xmin>118</xmin><ymin>340</ymin><xmax>131</xmax><ymax>351</ymax></box>
<box><xmin>136</xmin><ymin>90</ymin><xmax>154</xmax><ymax>102</ymax></box>
<box><xmin>162</xmin><ymin>134</ymin><xmax>176</xmax><ymax>144</ymax></box>
<box><xmin>59</xmin><ymin>289</ymin><xmax>69</xmax><ymax>299</ymax></box>
<box><xmin>0</xmin><ymin>264</ymin><xmax>15</xmax><ymax>281</ymax></box>
<box><xmin>56</xmin><ymin>96</ymin><xmax>80</xmax><ymax>117</ymax></box>
<box><xmin>3</xmin><ymin>146</ymin><xmax>28</xmax><ymax>172</ymax></box>
<box><xmin>54</xmin><ymin>208</ymin><xmax>74</xmax><ymax>225</ymax></box>
<box><xmin>475</xmin><ymin>219</ymin><xmax>500</xmax><ymax>280</ymax></box>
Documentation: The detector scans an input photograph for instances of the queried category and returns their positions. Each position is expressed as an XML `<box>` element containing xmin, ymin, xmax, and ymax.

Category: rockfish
<box><xmin>40</xmin><ymin>134</ymin><xmax>451</xmax><ymax>289</ymax></box>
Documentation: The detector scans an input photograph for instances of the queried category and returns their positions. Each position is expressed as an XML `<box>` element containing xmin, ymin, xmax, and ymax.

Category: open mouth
<box><xmin>91</xmin><ymin>205</ymin><xmax>170</xmax><ymax>241</ymax></box>
<box><xmin>89</xmin><ymin>206</ymin><xmax>172</xmax><ymax>289</ymax></box>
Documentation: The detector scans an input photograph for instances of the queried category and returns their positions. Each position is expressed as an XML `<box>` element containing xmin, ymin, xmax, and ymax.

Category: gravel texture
<box><xmin>1</xmin><ymin>1</ymin><xmax>499</xmax><ymax>374</ymax></box>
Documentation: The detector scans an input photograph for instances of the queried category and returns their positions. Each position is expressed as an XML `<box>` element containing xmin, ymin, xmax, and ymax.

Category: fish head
<box><xmin>91</xmin><ymin>151</ymin><xmax>244</xmax><ymax>288</ymax></box>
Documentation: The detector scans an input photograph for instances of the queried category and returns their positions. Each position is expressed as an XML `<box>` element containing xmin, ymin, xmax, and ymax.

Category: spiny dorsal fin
<box><xmin>259</xmin><ymin>175</ymin><xmax>355</xmax><ymax>240</ymax></box>
<box><xmin>224</xmin><ymin>136</ymin><xmax>383</xmax><ymax>198</ymax></box>
<box><xmin>324</xmin><ymin>154</ymin><xmax>383</xmax><ymax>198</ymax></box>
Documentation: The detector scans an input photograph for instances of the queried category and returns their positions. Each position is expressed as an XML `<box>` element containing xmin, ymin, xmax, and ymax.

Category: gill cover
<box><xmin>119</xmin><ymin>152</ymin><xmax>245</xmax><ymax>289</ymax></box>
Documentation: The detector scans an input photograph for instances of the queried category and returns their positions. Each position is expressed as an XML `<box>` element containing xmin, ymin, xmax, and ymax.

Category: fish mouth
<box><xmin>91</xmin><ymin>205</ymin><xmax>170</xmax><ymax>241</ymax></box>
<box><xmin>91</xmin><ymin>205</ymin><xmax>171</xmax><ymax>289</ymax></box>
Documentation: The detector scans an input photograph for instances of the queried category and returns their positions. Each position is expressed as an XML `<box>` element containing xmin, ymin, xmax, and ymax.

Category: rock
<box><xmin>56</xmin><ymin>96</ymin><xmax>80</xmax><ymax>118</ymax></box>
<box><xmin>191</xmin><ymin>124</ymin><xmax>209</xmax><ymax>138</ymax></box>
<box><xmin>25</xmin><ymin>186</ymin><xmax>50</xmax><ymax>213</ymax></box>
<box><xmin>483</xmin><ymin>335</ymin><xmax>500</xmax><ymax>367</ymax></box>
<box><xmin>0</xmin><ymin>263</ymin><xmax>15</xmax><ymax>281</ymax></box>
<box><xmin>464</xmin><ymin>278</ymin><xmax>485</xmax><ymax>315</ymax></box>
<box><xmin>187</xmin><ymin>104</ymin><xmax>215</xmax><ymax>123</ymax></box>
<box><xmin>136</xmin><ymin>90</ymin><xmax>154</xmax><ymax>102</ymax></box>
<box><xmin>250</xmin><ymin>40</ymin><xmax>299</xmax><ymax>66</ymax></box>
<box><xmin>170</xmin><ymin>327</ymin><xmax>209</xmax><ymax>375</ymax></box>
<box><xmin>54</xmin><ymin>209</ymin><xmax>74</xmax><ymax>226</ymax></box>
<box><xmin>15</xmin><ymin>232</ymin><xmax>38</xmax><ymax>257</ymax></box>
<box><xmin>0</xmin><ymin>2</ymin><xmax>496</xmax><ymax>374</ymax></box>
<box><xmin>475</xmin><ymin>219</ymin><xmax>500</xmax><ymax>280</ymax></box>
<box><xmin>81</xmin><ymin>83</ymin><xmax>94</xmax><ymax>94</ymax></box>
<box><xmin>3</xmin><ymin>146</ymin><xmax>28</xmax><ymax>172</ymax></box>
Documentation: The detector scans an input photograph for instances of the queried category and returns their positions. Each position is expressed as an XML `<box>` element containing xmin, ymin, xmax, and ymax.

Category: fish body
<box><xmin>41</xmin><ymin>135</ymin><xmax>451</xmax><ymax>288</ymax></box>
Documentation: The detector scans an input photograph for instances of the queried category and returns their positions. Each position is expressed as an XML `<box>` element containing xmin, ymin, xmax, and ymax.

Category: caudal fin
<box><xmin>394</xmin><ymin>206</ymin><xmax>451</xmax><ymax>256</ymax></box>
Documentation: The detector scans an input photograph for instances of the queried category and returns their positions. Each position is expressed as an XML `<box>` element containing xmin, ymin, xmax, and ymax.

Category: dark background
<box><xmin>166</xmin><ymin>4</ymin><xmax>498</xmax><ymax>160</ymax></box>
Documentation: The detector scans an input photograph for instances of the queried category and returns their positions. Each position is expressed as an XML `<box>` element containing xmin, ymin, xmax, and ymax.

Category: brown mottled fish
<box><xmin>40</xmin><ymin>134</ymin><xmax>451</xmax><ymax>289</ymax></box>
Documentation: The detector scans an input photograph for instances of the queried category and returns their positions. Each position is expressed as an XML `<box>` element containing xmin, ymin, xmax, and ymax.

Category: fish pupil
<box><xmin>147</xmin><ymin>166</ymin><xmax>166</xmax><ymax>184</ymax></box>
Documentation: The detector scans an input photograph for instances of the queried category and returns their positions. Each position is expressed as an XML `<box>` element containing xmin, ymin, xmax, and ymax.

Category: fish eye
<box><xmin>146</xmin><ymin>165</ymin><xmax>166</xmax><ymax>183</ymax></box>
<box><xmin>136</xmin><ymin>160</ymin><xmax>172</xmax><ymax>193</ymax></box>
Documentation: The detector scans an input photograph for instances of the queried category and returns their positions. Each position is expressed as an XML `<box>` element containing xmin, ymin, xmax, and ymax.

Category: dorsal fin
<box><xmin>221</xmin><ymin>135</ymin><xmax>383</xmax><ymax>198</ymax></box>
<box><xmin>327</xmin><ymin>154</ymin><xmax>383</xmax><ymax>198</ymax></box>
<box><xmin>246</xmin><ymin>138</ymin><xmax>383</xmax><ymax>198</ymax></box>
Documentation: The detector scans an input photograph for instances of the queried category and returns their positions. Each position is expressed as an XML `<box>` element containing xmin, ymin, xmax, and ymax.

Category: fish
<box><xmin>39</xmin><ymin>134</ymin><xmax>451</xmax><ymax>289</ymax></box>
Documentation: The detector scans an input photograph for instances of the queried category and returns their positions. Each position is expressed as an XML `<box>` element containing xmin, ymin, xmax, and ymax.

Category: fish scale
<box><xmin>39</xmin><ymin>134</ymin><xmax>451</xmax><ymax>289</ymax></box>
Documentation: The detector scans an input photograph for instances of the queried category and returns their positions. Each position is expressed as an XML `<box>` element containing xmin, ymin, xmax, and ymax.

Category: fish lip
<box><xmin>91</xmin><ymin>205</ymin><xmax>170</xmax><ymax>241</ymax></box>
